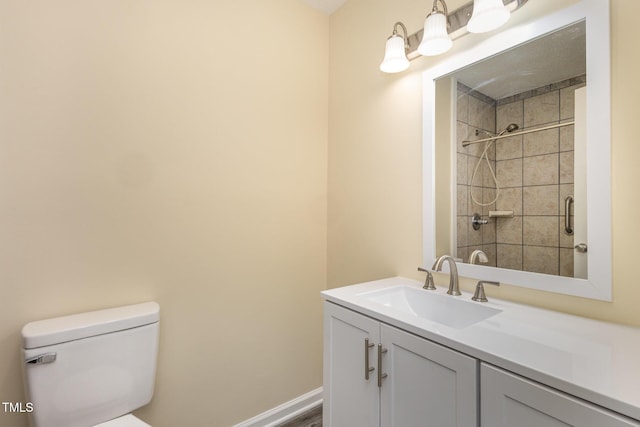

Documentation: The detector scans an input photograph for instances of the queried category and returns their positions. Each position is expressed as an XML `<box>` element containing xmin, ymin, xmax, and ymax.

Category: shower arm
<box><xmin>461</xmin><ymin>121</ymin><xmax>575</xmax><ymax>148</ymax></box>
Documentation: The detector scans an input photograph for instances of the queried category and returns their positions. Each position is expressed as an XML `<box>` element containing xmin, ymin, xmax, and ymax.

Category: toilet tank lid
<box><xmin>22</xmin><ymin>302</ymin><xmax>160</xmax><ymax>349</ymax></box>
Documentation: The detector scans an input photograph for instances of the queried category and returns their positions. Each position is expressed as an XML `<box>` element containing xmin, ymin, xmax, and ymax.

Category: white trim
<box><xmin>232</xmin><ymin>388</ymin><xmax>322</xmax><ymax>427</ymax></box>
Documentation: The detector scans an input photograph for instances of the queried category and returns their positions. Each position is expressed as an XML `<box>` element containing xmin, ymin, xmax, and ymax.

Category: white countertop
<box><xmin>321</xmin><ymin>277</ymin><xmax>640</xmax><ymax>422</ymax></box>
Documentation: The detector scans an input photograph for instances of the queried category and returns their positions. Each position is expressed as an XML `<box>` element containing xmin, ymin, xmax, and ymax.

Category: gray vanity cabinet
<box><xmin>323</xmin><ymin>302</ymin><xmax>478</xmax><ymax>427</ymax></box>
<box><xmin>481</xmin><ymin>364</ymin><xmax>640</xmax><ymax>427</ymax></box>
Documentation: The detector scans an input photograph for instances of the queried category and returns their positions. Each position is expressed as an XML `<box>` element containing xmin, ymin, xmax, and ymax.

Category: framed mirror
<box><xmin>422</xmin><ymin>0</ymin><xmax>611</xmax><ymax>301</ymax></box>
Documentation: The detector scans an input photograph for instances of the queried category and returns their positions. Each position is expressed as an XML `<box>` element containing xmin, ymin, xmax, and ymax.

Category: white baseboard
<box><xmin>232</xmin><ymin>387</ymin><xmax>323</xmax><ymax>427</ymax></box>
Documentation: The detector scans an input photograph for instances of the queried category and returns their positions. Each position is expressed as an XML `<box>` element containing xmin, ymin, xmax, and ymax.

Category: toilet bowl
<box><xmin>21</xmin><ymin>302</ymin><xmax>160</xmax><ymax>427</ymax></box>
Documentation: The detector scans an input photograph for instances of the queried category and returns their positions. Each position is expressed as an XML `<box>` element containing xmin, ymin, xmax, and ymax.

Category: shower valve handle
<box><xmin>471</xmin><ymin>213</ymin><xmax>489</xmax><ymax>230</ymax></box>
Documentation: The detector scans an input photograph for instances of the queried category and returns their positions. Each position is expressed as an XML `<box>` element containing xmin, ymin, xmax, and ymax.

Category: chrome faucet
<box><xmin>468</xmin><ymin>249</ymin><xmax>488</xmax><ymax>265</ymax></box>
<box><xmin>432</xmin><ymin>255</ymin><xmax>461</xmax><ymax>296</ymax></box>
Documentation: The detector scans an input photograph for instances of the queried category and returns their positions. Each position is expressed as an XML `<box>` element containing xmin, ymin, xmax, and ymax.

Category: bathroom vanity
<box><xmin>322</xmin><ymin>277</ymin><xmax>640</xmax><ymax>426</ymax></box>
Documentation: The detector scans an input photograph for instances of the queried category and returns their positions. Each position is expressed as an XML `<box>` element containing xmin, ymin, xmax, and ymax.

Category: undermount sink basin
<box><xmin>362</xmin><ymin>286</ymin><xmax>502</xmax><ymax>329</ymax></box>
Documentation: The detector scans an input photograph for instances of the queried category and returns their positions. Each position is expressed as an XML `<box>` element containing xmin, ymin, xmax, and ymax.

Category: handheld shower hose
<box><xmin>469</xmin><ymin>123</ymin><xmax>519</xmax><ymax>207</ymax></box>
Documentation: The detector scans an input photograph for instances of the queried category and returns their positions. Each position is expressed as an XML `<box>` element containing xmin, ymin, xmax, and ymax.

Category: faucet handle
<box><xmin>417</xmin><ymin>267</ymin><xmax>436</xmax><ymax>290</ymax></box>
<box><xmin>472</xmin><ymin>280</ymin><xmax>500</xmax><ymax>302</ymax></box>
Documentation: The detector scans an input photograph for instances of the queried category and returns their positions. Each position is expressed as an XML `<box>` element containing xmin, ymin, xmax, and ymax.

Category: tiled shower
<box><xmin>456</xmin><ymin>76</ymin><xmax>585</xmax><ymax>277</ymax></box>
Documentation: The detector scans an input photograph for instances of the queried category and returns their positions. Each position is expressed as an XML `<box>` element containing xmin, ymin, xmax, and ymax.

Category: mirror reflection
<box><xmin>445</xmin><ymin>21</ymin><xmax>587</xmax><ymax>278</ymax></box>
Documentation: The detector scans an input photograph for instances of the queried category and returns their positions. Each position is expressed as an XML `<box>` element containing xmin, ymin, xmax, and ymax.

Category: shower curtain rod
<box><xmin>461</xmin><ymin>121</ymin><xmax>575</xmax><ymax>147</ymax></box>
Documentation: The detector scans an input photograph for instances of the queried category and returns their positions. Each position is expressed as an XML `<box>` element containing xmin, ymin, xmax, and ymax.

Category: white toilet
<box><xmin>21</xmin><ymin>302</ymin><xmax>160</xmax><ymax>427</ymax></box>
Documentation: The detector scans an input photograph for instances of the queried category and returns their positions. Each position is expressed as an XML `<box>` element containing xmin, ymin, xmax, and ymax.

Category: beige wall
<box><xmin>0</xmin><ymin>1</ymin><xmax>327</xmax><ymax>426</ymax></box>
<box><xmin>328</xmin><ymin>0</ymin><xmax>640</xmax><ymax>327</ymax></box>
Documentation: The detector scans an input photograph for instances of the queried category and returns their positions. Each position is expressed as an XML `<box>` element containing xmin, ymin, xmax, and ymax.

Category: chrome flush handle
<box><xmin>25</xmin><ymin>353</ymin><xmax>57</xmax><ymax>365</ymax></box>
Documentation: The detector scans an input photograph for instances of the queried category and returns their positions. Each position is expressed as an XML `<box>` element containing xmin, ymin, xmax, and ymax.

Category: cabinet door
<box><xmin>380</xmin><ymin>324</ymin><xmax>479</xmax><ymax>427</ymax></box>
<box><xmin>481</xmin><ymin>364</ymin><xmax>640</xmax><ymax>427</ymax></box>
<box><xmin>323</xmin><ymin>302</ymin><xmax>380</xmax><ymax>427</ymax></box>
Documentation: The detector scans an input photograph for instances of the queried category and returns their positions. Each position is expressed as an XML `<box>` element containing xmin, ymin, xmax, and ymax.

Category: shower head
<box><xmin>498</xmin><ymin>123</ymin><xmax>519</xmax><ymax>136</ymax></box>
<box><xmin>463</xmin><ymin>123</ymin><xmax>520</xmax><ymax>148</ymax></box>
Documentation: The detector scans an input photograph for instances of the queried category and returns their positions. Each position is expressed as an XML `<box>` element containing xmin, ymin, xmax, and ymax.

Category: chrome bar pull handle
<box><xmin>377</xmin><ymin>344</ymin><xmax>388</xmax><ymax>387</ymax></box>
<box><xmin>364</xmin><ymin>339</ymin><xmax>375</xmax><ymax>380</ymax></box>
<box><xmin>564</xmin><ymin>195</ymin><xmax>574</xmax><ymax>235</ymax></box>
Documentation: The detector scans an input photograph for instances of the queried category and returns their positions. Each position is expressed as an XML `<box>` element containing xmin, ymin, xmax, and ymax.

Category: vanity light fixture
<box><xmin>418</xmin><ymin>0</ymin><xmax>453</xmax><ymax>56</ymax></box>
<box><xmin>380</xmin><ymin>0</ymin><xmax>528</xmax><ymax>73</ymax></box>
<box><xmin>380</xmin><ymin>22</ymin><xmax>410</xmax><ymax>73</ymax></box>
<box><xmin>467</xmin><ymin>0</ymin><xmax>511</xmax><ymax>33</ymax></box>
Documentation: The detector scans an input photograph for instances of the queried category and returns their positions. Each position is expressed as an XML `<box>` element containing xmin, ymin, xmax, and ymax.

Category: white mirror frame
<box><xmin>422</xmin><ymin>0</ymin><xmax>611</xmax><ymax>301</ymax></box>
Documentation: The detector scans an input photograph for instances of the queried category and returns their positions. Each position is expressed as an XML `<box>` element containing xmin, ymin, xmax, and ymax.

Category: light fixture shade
<box><xmin>418</xmin><ymin>12</ymin><xmax>452</xmax><ymax>57</ymax></box>
<box><xmin>467</xmin><ymin>0</ymin><xmax>511</xmax><ymax>33</ymax></box>
<box><xmin>380</xmin><ymin>35</ymin><xmax>410</xmax><ymax>73</ymax></box>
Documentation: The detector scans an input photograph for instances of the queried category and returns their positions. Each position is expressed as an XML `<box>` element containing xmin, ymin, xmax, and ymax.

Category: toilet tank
<box><xmin>21</xmin><ymin>302</ymin><xmax>160</xmax><ymax>427</ymax></box>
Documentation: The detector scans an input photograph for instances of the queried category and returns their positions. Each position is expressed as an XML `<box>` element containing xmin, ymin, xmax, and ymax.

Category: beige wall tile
<box><xmin>560</xmin><ymin>151</ymin><xmax>574</xmax><ymax>184</ymax></box>
<box><xmin>523</xmin><ymin>128</ymin><xmax>559</xmax><ymax>157</ymax></box>
<box><xmin>496</xmin><ymin>135</ymin><xmax>523</xmax><ymax>160</ymax></box>
<box><xmin>457</xmin><ymin>153</ymin><xmax>469</xmax><ymax>187</ymax></box>
<box><xmin>469</xmin><ymin>186</ymin><xmax>484</xmax><ymax>211</ymax></box>
<box><xmin>497</xmin><ymin>187</ymin><xmax>522</xmax><ymax>215</ymax></box>
<box><xmin>496</xmin><ymin>158</ymin><xmax>523</xmax><ymax>188</ymax></box>
<box><xmin>523</xmin><ymin>153</ymin><xmax>559</xmax><ymax>186</ymax></box>
<box><xmin>469</xmin><ymin>95</ymin><xmax>496</xmax><ymax>132</ymax></box>
<box><xmin>560</xmin><ymin>83</ymin><xmax>586</xmax><ymax>121</ymax></box>
<box><xmin>560</xmin><ymin>125</ymin><xmax>575</xmax><ymax>152</ymax></box>
<box><xmin>524</xmin><ymin>91</ymin><xmax>560</xmax><ymax>127</ymax></box>
<box><xmin>457</xmin><ymin>184</ymin><xmax>469</xmax><ymax>216</ymax></box>
<box><xmin>559</xmin><ymin>183</ymin><xmax>574</xmax><ymax>201</ymax></box>
<box><xmin>457</xmin><ymin>121</ymin><xmax>470</xmax><ymax>153</ymax></box>
<box><xmin>523</xmin><ymin>185</ymin><xmax>559</xmax><ymax>215</ymax></box>
<box><xmin>523</xmin><ymin>216</ymin><xmax>559</xmax><ymax>246</ymax></box>
<box><xmin>468</xmin><ymin>155</ymin><xmax>480</xmax><ymax>186</ymax></box>
<box><xmin>523</xmin><ymin>246</ymin><xmax>559</xmax><ymax>275</ymax></box>
<box><xmin>481</xmin><ymin>158</ymin><xmax>498</xmax><ymax>188</ymax></box>
<box><xmin>457</xmin><ymin>215</ymin><xmax>469</xmax><ymax>248</ymax></box>
<box><xmin>457</xmin><ymin>246</ymin><xmax>469</xmax><ymax>263</ymax></box>
<box><xmin>481</xmin><ymin>187</ymin><xmax>497</xmax><ymax>216</ymax></box>
<box><xmin>497</xmin><ymin>244</ymin><xmax>523</xmax><ymax>270</ymax></box>
<box><xmin>497</xmin><ymin>216</ymin><xmax>523</xmax><ymax>244</ymax></box>
<box><xmin>560</xmin><ymin>248</ymin><xmax>575</xmax><ymax>277</ymax></box>
<box><xmin>466</xmin><ymin>127</ymin><xmax>487</xmax><ymax>158</ymax></box>
<box><xmin>497</xmin><ymin>100</ymin><xmax>523</xmax><ymax>131</ymax></box>
<box><xmin>481</xmin><ymin>243</ymin><xmax>497</xmax><ymax>267</ymax></box>
<box><xmin>483</xmin><ymin>219</ymin><xmax>496</xmax><ymax>244</ymax></box>
<box><xmin>469</xmin><ymin>220</ymin><xmax>483</xmax><ymax>246</ymax></box>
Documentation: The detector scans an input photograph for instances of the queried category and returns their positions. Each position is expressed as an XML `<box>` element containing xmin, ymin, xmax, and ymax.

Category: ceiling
<box><xmin>451</xmin><ymin>21</ymin><xmax>586</xmax><ymax>100</ymax></box>
<box><xmin>301</xmin><ymin>0</ymin><xmax>348</xmax><ymax>15</ymax></box>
